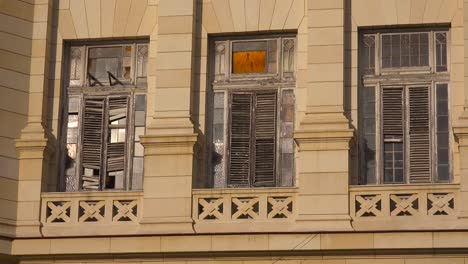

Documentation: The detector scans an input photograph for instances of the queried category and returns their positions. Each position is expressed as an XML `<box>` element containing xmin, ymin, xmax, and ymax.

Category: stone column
<box><xmin>139</xmin><ymin>0</ymin><xmax>197</xmax><ymax>234</ymax></box>
<box><xmin>294</xmin><ymin>0</ymin><xmax>353</xmax><ymax>231</ymax></box>
<box><xmin>14</xmin><ymin>0</ymin><xmax>55</xmax><ymax>237</ymax></box>
<box><xmin>454</xmin><ymin>0</ymin><xmax>468</xmax><ymax>224</ymax></box>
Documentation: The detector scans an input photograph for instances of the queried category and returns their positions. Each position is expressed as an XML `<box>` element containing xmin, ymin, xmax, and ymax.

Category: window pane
<box><xmin>361</xmin><ymin>35</ymin><xmax>375</xmax><ymax>74</ymax></box>
<box><xmin>383</xmin><ymin>141</ymin><xmax>404</xmax><ymax>183</ymax></box>
<box><xmin>282</xmin><ymin>39</ymin><xmax>295</xmax><ymax>73</ymax></box>
<box><xmin>280</xmin><ymin>90</ymin><xmax>295</xmax><ymax>187</ymax></box>
<box><xmin>232</xmin><ymin>41</ymin><xmax>267</xmax><ymax>74</ymax></box>
<box><xmin>436</xmin><ymin>83</ymin><xmax>450</xmax><ymax>182</ymax></box>
<box><xmin>212</xmin><ymin>92</ymin><xmax>225</xmax><ymax>187</ymax></box>
<box><xmin>360</xmin><ymin>86</ymin><xmax>376</xmax><ymax>184</ymax></box>
<box><xmin>69</xmin><ymin>47</ymin><xmax>82</xmax><ymax>86</ymax></box>
<box><xmin>435</xmin><ymin>32</ymin><xmax>448</xmax><ymax>72</ymax></box>
<box><xmin>88</xmin><ymin>46</ymin><xmax>132</xmax><ymax>82</ymax></box>
<box><xmin>132</xmin><ymin>157</ymin><xmax>144</xmax><ymax>190</ymax></box>
<box><xmin>381</xmin><ymin>33</ymin><xmax>429</xmax><ymax>69</ymax></box>
<box><xmin>137</xmin><ymin>45</ymin><xmax>149</xmax><ymax>78</ymax></box>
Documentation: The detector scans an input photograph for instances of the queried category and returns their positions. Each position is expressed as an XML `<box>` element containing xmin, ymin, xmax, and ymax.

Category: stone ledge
<box><xmin>10</xmin><ymin>231</ymin><xmax>468</xmax><ymax>256</ymax></box>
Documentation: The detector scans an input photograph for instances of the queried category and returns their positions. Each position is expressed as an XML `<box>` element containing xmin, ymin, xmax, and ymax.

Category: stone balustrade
<box><xmin>350</xmin><ymin>184</ymin><xmax>460</xmax><ymax>230</ymax></box>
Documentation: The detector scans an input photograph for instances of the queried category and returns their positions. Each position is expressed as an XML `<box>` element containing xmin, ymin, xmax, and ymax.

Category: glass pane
<box><xmin>110</xmin><ymin>128</ymin><xmax>126</xmax><ymax>143</ymax></box>
<box><xmin>134</xmin><ymin>142</ymin><xmax>144</xmax><ymax>157</ymax></box>
<box><xmin>232</xmin><ymin>41</ymin><xmax>268</xmax><ymax>74</ymax></box>
<box><xmin>69</xmin><ymin>47</ymin><xmax>82</xmax><ymax>85</ymax></box>
<box><xmin>214</xmin><ymin>92</ymin><xmax>224</xmax><ymax>109</ymax></box>
<box><xmin>132</xmin><ymin>157</ymin><xmax>144</xmax><ymax>190</ymax></box>
<box><xmin>232</xmin><ymin>51</ymin><xmax>266</xmax><ymax>74</ymax></box>
<box><xmin>436</xmin><ymin>83</ymin><xmax>450</xmax><ymax>182</ymax></box>
<box><xmin>68</xmin><ymin>97</ymin><xmax>80</xmax><ymax>113</ymax></box>
<box><xmin>134</xmin><ymin>127</ymin><xmax>145</xmax><ymax>141</ymax></box>
<box><xmin>383</xmin><ymin>141</ymin><xmax>404</xmax><ymax>183</ymax></box>
<box><xmin>137</xmin><ymin>45</ymin><xmax>148</xmax><ymax>78</ymax></box>
<box><xmin>282</xmin><ymin>39</ymin><xmax>295</xmax><ymax>73</ymax></box>
<box><xmin>381</xmin><ymin>32</ymin><xmax>429</xmax><ymax>69</ymax></box>
<box><xmin>360</xmin><ymin>86</ymin><xmax>376</xmax><ymax>184</ymax></box>
<box><xmin>68</xmin><ymin>114</ymin><xmax>79</xmax><ymax>128</ymax></box>
<box><xmin>212</xmin><ymin>92</ymin><xmax>225</xmax><ymax>187</ymax></box>
<box><xmin>280</xmin><ymin>90</ymin><xmax>295</xmax><ymax>187</ymax></box>
<box><xmin>435</xmin><ymin>32</ymin><xmax>448</xmax><ymax>72</ymax></box>
<box><xmin>88</xmin><ymin>46</ymin><xmax>133</xmax><ymax>82</ymax></box>
<box><xmin>67</xmin><ymin>128</ymin><xmax>78</xmax><ymax>144</ymax></box>
<box><xmin>135</xmin><ymin>95</ymin><xmax>147</xmax><ymax>111</ymax></box>
<box><xmin>135</xmin><ymin>111</ymin><xmax>146</xmax><ymax>126</ymax></box>
<box><xmin>361</xmin><ymin>35</ymin><xmax>375</xmax><ymax>74</ymax></box>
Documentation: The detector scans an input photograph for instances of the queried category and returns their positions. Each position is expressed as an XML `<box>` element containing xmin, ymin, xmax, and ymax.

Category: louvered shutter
<box><xmin>81</xmin><ymin>98</ymin><xmax>105</xmax><ymax>190</ymax></box>
<box><xmin>253</xmin><ymin>92</ymin><xmax>277</xmax><ymax>186</ymax></box>
<box><xmin>382</xmin><ymin>88</ymin><xmax>404</xmax><ymax>136</ymax></box>
<box><xmin>107</xmin><ymin>97</ymin><xmax>128</xmax><ymax>173</ymax></box>
<box><xmin>228</xmin><ymin>93</ymin><xmax>252</xmax><ymax>186</ymax></box>
<box><xmin>382</xmin><ymin>87</ymin><xmax>404</xmax><ymax>183</ymax></box>
<box><xmin>408</xmin><ymin>87</ymin><xmax>431</xmax><ymax>183</ymax></box>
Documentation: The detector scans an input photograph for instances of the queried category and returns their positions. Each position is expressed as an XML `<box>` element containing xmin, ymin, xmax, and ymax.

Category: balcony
<box><xmin>192</xmin><ymin>188</ymin><xmax>297</xmax><ymax>233</ymax></box>
<box><xmin>40</xmin><ymin>191</ymin><xmax>143</xmax><ymax>236</ymax></box>
<box><xmin>37</xmin><ymin>183</ymin><xmax>462</xmax><ymax>236</ymax></box>
<box><xmin>350</xmin><ymin>184</ymin><xmax>459</xmax><ymax>231</ymax></box>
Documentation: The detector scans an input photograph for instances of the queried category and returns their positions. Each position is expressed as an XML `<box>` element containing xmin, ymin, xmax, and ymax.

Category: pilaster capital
<box><xmin>140</xmin><ymin>133</ymin><xmax>198</xmax><ymax>155</ymax></box>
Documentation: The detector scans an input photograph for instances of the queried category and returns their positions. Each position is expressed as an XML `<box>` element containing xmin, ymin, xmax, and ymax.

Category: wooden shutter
<box><xmin>81</xmin><ymin>98</ymin><xmax>105</xmax><ymax>190</ymax></box>
<box><xmin>381</xmin><ymin>87</ymin><xmax>404</xmax><ymax>183</ymax></box>
<box><xmin>382</xmin><ymin>87</ymin><xmax>404</xmax><ymax>136</ymax></box>
<box><xmin>228</xmin><ymin>93</ymin><xmax>252</xmax><ymax>186</ymax></box>
<box><xmin>107</xmin><ymin>97</ymin><xmax>128</xmax><ymax>173</ymax></box>
<box><xmin>408</xmin><ymin>87</ymin><xmax>431</xmax><ymax>183</ymax></box>
<box><xmin>253</xmin><ymin>92</ymin><xmax>277</xmax><ymax>186</ymax></box>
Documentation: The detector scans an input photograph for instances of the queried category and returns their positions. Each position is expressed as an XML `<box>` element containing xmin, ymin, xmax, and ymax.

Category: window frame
<box><xmin>209</xmin><ymin>34</ymin><xmax>297</xmax><ymax>189</ymax></box>
<box><xmin>358</xmin><ymin>27</ymin><xmax>452</xmax><ymax>185</ymax></box>
<box><xmin>60</xmin><ymin>40</ymin><xmax>148</xmax><ymax>192</ymax></box>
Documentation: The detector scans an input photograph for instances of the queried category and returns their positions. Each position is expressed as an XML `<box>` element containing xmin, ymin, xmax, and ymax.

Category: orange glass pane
<box><xmin>232</xmin><ymin>51</ymin><xmax>266</xmax><ymax>74</ymax></box>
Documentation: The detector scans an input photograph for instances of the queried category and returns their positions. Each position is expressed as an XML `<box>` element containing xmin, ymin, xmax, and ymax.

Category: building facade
<box><xmin>1</xmin><ymin>0</ymin><xmax>468</xmax><ymax>263</ymax></box>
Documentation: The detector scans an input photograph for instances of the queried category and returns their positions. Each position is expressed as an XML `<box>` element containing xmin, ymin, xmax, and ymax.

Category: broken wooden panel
<box><xmin>81</xmin><ymin>97</ymin><xmax>106</xmax><ymax>191</ymax></box>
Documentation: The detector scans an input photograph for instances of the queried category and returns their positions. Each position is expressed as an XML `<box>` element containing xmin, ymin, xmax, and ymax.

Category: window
<box><xmin>359</xmin><ymin>28</ymin><xmax>450</xmax><ymax>185</ymax></box>
<box><xmin>210</xmin><ymin>35</ymin><xmax>296</xmax><ymax>188</ymax></box>
<box><xmin>62</xmin><ymin>40</ymin><xmax>148</xmax><ymax>192</ymax></box>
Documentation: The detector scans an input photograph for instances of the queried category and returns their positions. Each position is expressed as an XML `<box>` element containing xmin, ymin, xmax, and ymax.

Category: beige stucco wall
<box><xmin>1</xmin><ymin>0</ymin><xmax>468</xmax><ymax>263</ymax></box>
<box><xmin>0</xmin><ymin>0</ymin><xmax>37</xmax><ymax>232</ymax></box>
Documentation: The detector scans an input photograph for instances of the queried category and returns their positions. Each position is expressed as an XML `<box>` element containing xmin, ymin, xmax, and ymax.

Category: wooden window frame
<box><xmin>61</xmin><ymin>40</ymin><xmax>148</xmax><ymax>192</ymax></box>
<box><xmin>359</xmin><ymin>27</ymin><xmax>452</xmax><ymax>185</ymax></box>
<box><xmin>209</xmin><ymin>35</ymin><xmax>296</xmax><ymax>189</ymax></box>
